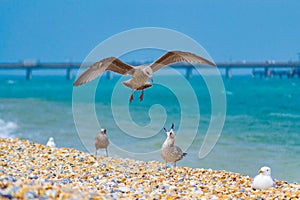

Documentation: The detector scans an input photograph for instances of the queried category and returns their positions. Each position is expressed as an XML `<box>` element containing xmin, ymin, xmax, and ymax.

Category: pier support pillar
<box><xmin>26</xmin><ymin>68</ymin><xmax>32</xmax><ymax>80</ymax></box>
<box><xmin>264</xmin><ymin>67</ymin><xmax>271</xmax><ymax>78</ymax></box>
<box><xmin>289</xmin><ymin>67</ymin><xmax>295</xmax><ymax>78</ymax></box>
<box><xmin>251</xmin><ymin>68</ymin><xmax>256</xmax><ymax>78</ymax></box>
<box><xmin>225</xmin><ymin>68</ymin><xmax>232</xmax><ymax>79</ymax></box>
<box><xmin>66</xmin><ymin>68</ymin><xmax>73</xmax><ymax>80</ymax></box>
<box><xmin>185</xmin><ymin>68</ymin><xmax>193</xmax><ymax>79</ymax></box>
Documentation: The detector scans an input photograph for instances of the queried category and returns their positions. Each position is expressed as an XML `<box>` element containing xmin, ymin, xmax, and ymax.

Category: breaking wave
<box><xmin>0</xmin><ymin>119</ymin><xmax>18</xmax><ymax>138</ymax></box>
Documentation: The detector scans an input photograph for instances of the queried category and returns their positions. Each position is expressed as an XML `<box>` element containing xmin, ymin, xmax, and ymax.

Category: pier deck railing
<box><xmin>0</xmin><ymin>61</ymin><xmax>300</xmax><ymax>80</ymax></box>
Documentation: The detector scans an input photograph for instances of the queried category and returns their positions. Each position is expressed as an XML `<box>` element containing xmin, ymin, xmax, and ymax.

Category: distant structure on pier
<box><xmin>217</xmin><ymin>61</ymin><xmax>300</xmax><ymax>79</ymax></box>
<box><xmin>0</xmin><ymin>60</ymin><xmax>300</xmax><ymax>80</ymax></box>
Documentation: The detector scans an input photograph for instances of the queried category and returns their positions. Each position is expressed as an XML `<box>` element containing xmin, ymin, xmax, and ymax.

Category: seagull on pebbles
<box><xmin>94</xmin><ymin>128</ymin><xmax>109</xmax><ymax>157</ymax></box>
<box><xmin>251</xmin><ymin>166</ymin><xmax>275</xmax><ymax>190</ymax></box>
<box><xmin>161</xmin><ymin>123</ymin><xmax>187</xmax><ymax>168</ymax></box>
<box><xmin>74</xmin><ymin>51</ymin><xmax>215</xmax><ymax>102</ymax></box>
<box><xmin>46</xmin><ymin>137</ymin><xmax>56</xmax><ymax>148</ymax></box>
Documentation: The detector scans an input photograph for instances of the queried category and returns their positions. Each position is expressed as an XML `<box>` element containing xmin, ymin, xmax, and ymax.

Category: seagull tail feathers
<box><xmin>183</xmin><ymin>153</ymin><xmax>187</xmax><ymax>157</ymax></box>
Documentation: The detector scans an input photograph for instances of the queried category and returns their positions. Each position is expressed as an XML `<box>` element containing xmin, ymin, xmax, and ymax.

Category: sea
<box><xmin>0</xmin><ymin>69</ymin><xmax>299</xmax><ymax>183</ymax></box>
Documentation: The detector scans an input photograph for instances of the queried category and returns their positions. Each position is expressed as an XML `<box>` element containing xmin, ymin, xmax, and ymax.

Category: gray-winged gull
<box><xmin>251</xmin><ymin>166</ymin><xmax>275</xmax><ymax>189</ymax></box>
<box><xmin>161</xmin><ymin>123</ymin><xmax>187</xmax><ymax>168</ymax></box>
<box><xmin>94</xmin><ymin>128</ymin><xmax>109</xmax><ymax>157</ymax></box>
<box><xmin>74</xmin><ymin>51</ymin><xmax>215</xmax><ymax>102</ymax></box>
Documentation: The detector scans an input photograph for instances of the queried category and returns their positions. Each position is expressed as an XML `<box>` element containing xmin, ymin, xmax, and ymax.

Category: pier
<box><xmin>0</xmin><ymin>61</ymin><xmax>300</xmax><ymax>80</ymax></box>
<box><xmin>0</xmin><ymin>62</ymin><xmax>82</xmax><ymax>80</ymax></box>
<box><xmin>215</xmin><ymin>61</ymin><xmax>300</xmax><ymax>79</ymax></box>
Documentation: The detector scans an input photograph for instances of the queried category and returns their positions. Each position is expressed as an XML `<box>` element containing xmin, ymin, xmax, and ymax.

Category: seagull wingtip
<box><xmin>73</xmin><ymin>81</ymin><xmax>82</xmax><ymax>86</ymax></box>
<box><xmin>208</xmin><ymin>60</ymin><xmax>217</xmax><ymax>67</ymax></box>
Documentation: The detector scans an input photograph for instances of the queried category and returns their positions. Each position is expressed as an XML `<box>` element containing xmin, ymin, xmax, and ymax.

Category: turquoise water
<box><xmin>0</xmin><ymin>73</ymin><xmax>299</xmax><ymax>182</ymax></box>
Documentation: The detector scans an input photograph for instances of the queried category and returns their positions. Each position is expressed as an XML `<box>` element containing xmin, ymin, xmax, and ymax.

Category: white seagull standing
<box><xmin>74</xmin><ymin>51</ymin><xmax>215</xmax><ymax>102</ymax></box>
<box><xmin>161</xmin><ymin>123</ymin><xmax>187</xmax><ymax>168</ymax></box>
<box><xmin>251</xmin><ymin>166</ymin><xmax>275</xmax><ymax>189</ymax></box>
<box><xmin>46</xmin><ymin>137</ymin><xmax>56</xmax><ymax>148</ymax></box>
<box><xmin>94</xmin><ymin>128</ymin><xmax>109</xmax><ymax>157</ymax></box>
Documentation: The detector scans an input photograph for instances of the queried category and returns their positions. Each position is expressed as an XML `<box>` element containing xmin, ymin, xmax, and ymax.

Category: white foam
<box><xmin>222</xmin><ymin>90</ymin><xmax>233</xmax><ymax>95</ymax></box>
<box><xmin>269</xmin><ymin>112</ymin><xmax>300</xmax><ymax>119</ymax></box>
<box><xmin>0</xmin><ymin>119</ymin><xmax>18</xmax><ymax>138</ymax></box>
<box><xmin>7</xmin><ymin>80</ymin><xmax>15</xmax><ymax>84</ymax></box>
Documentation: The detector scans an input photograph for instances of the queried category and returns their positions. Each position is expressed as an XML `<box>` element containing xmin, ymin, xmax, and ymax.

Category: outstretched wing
<box><xmin>150</xmin><ymin>51</ymin><xmax>216</xmax><ymax>72</ymax></box>
<box><xmin>74</xmin><ymin>57</ymin><xmax>134</xmax><ymax>86</ymax></box>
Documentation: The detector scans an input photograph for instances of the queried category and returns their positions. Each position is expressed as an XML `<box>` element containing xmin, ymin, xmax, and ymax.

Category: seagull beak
<box><xmin>258</xmin><ymin>169</ymin><xmax>263</xmax><ymax>174</ymax></box>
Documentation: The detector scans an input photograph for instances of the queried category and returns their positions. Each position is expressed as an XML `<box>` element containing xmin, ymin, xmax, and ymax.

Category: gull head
<box><xmin>101</xmin><ymin>128</ymin><xmax>107</xmax><ymax>135</ymax></box>
<box><xmin>49</xmin><ymin>137</ymin><xmax>54</xmax><ymax>142</ymax></box>
<box><xmin>258</xmin><ymin>166</ymin><xmax>271</xmax><ymax>176</ymax></box>
<box><xmin>142</xmin><ymin>66</ymin><xmax>153</xmax><ymax>82</ymax></box>
<box><xmin>163</xmin><ymin>123</ymin><xmax>175</xmax><ymax>139</ymax></box>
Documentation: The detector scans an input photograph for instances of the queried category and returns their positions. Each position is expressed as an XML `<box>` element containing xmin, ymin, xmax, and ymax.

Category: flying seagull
<box><xmin>74</xmin><ymin>51</ymin><xmax>215</xmax><ymax>102</ymax></box>
<box><xmin>161</xmin><ymin>123</ymin><xmax>187</xmax><ymax>168</ymax></box>
<box><xmin>251</xmin><ymin>166</ymin><xmax>275</xmax><ymax>190</ymax></box>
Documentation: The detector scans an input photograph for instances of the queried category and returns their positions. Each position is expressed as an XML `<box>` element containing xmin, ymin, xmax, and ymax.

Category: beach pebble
<box><xmin>0</xmin><ymin>138</ymin><xmax>299</xmax><ymax>199</ymax></box>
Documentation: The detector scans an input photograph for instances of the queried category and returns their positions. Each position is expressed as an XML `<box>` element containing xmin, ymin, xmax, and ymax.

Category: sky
<box><xmin>1</xmin><ymin>0</ymin><xmax>300</xmax><ymax>63</ymax></box>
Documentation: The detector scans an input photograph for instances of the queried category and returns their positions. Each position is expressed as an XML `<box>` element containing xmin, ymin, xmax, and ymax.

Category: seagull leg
<box><xmin>129</xmin><ymin>93</ymin><xmax>134</xmax><ymax>102</ymax></box>
<box><xmin>105</xmin><ymin>148</ymin><xmax>108</xmax><ymax>157</ymax></box>
<box><xmin>174</xmin><ymin>162</ymin><xmax>176</xmax><ymax>167</ymax></box>
<box><xmin>139</xmin><ymin>90</ymin><xmax>144</xmax><ymax>101</ymax></box>
<box><xmin>95</xmin><ymin>149</ymin><xmax>97</xmax><ymax>156</ymax></box>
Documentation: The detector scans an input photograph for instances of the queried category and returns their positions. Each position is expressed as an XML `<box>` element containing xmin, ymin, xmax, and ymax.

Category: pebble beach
<box><xmin>0</xmin><ymin>138</ymin><xmax>299</xmax><ymax>199</ymax></box>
